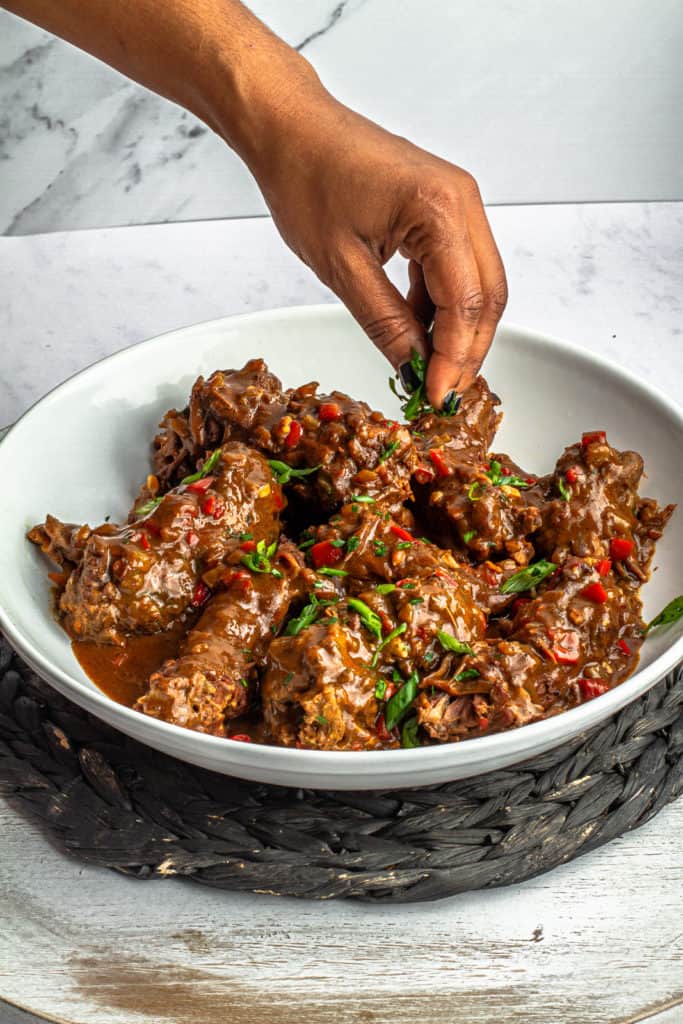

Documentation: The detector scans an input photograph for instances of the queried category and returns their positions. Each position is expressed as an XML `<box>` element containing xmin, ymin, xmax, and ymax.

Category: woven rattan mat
<box><xmin>1</xmin><ymin>634</ymin><xmax>682</xmax><ymax>903</ymax></box>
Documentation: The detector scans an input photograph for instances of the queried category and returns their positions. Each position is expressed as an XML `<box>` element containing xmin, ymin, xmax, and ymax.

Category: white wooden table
<box><xmin>1</xmin><ymin>203</ymin><xmax>682</xmax><ymax>1024</ymax></box>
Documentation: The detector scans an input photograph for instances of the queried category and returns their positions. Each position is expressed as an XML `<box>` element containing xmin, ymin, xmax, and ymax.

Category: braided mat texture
<box><xmin>1</xmin><ymin>635</ymin><xmax>682</xmax><ymax>903</ymax></box>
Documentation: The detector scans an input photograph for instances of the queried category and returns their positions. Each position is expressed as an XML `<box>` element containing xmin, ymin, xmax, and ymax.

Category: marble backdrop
<box><xmin>1</xmin><ymin>0</ymin><xmax>682</xmax><ymax>235</ymax></box>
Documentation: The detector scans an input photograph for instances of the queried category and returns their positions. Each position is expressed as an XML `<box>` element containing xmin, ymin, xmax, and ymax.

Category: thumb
<box><xmin>332</xmin><ymin>245</ymin><xmax>428</xmax><ymax>385</ymax></box>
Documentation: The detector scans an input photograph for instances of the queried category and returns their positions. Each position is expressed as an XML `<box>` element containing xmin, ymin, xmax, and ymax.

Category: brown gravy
<box><xmin>73</xmin><ymin>621</ymin><xmax>269</xmax><ymax>743</ymax></box>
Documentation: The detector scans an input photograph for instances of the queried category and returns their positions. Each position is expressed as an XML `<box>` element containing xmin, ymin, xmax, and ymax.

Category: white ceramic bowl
<box><xmin>1</xmin><ymin>305</ymin><xmax>681</xmax><ymax>790</ymax></box>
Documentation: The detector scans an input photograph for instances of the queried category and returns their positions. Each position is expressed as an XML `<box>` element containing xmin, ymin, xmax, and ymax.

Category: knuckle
<box><xmin>456</xmin><ymin>169</ymin><xmax>481</xmax><ymax>203</ymax></box>
<box><xmin>363</xmin><ymin>313</ymin><xmax>415</xmax><ymax>353</ymax></box>
<box><xmin>485</xmin><ymin>278</ymin><xmax>509</xmax><ymax>319</ymax></box>
<box><xmin>458</xmin><ymin>289</ymin><xmax>485</xmax><ymax>323</ymax></box>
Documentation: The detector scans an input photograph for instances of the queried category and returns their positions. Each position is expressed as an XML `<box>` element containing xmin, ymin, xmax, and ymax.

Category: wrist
<box><xmin>196</xmin><ymin>31</ymin><xmax>326</xmax><ymax>172</ymax></box>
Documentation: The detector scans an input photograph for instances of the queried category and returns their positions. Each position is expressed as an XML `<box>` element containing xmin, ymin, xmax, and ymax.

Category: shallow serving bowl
<box><xmin>1</xmin><ymin>305</ymin><xmax>681</xmax><ymax>789</ymax></box>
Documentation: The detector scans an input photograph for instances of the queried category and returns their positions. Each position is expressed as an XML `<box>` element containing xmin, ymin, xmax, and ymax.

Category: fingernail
<box><xmin>399</xmin><ymin>362</ymin><xmax>420</xmax><ymax>393</ymax></box>
<box><xmin>442</xmin><ymin>390</ymin><xmax>461</xmax><ymax>415</ymax></box>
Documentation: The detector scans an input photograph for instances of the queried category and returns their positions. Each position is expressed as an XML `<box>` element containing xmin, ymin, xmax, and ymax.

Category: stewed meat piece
<box><xmin>28</xmin><ymin>444</ymin><xmax>282</xmax><ymax>645</ymax></box>
<box><xmin>160</xmin><ymin>359</ymin><xmax>419</xmax><ymax>511</ymax></box>
<box><xmin>136</xmin><ymin>541</ymin><xmax>309</xmax><ymax>735</ymax></box>
<box><xmin>535</xmin><ymin>431</ymin><xmax>675</xmax><ymax>574</ymax></box>
<box><xmin>261</xmin><ymin>617</ymin><xmax>388</xmax><ymax>750</ymax></box>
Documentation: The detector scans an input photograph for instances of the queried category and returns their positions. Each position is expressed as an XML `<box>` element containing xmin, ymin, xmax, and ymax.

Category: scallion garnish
<box><xmin>437</xmin><ymin>631</ymin><xmax>474</xmax><ymax>656</ymax></box>
<box><xmin>180</xmin><ymin>448</ymin><xmax>222</xmax><ymax>485</ymax></box>
<box><xmin>500</xmin><ymin>560</ymin><xmax>557</xmax><ymax>594</ymax></box>
<box><xmin>268</xmin><ymin>460</ymin><xmax>320</xmax><ymax>485</ymax></box>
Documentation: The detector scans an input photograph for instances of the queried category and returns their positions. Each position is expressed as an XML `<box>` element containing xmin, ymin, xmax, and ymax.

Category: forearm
<box><xmin>3</xmin><ymin>0</ymin><xmax>322</xmax><ymax>166</ymax></box>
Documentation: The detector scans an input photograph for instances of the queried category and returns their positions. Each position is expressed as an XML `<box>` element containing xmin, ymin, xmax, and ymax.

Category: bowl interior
<box><xmin>0</xmin><ymin>306</ymin><xmax>681</xmax><ymax>787</ymax></box>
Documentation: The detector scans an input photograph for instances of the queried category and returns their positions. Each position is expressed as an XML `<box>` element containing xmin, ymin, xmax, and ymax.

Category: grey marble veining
<box><xmin>1</xmin><ymin>1</ymin><xmax>682</xmax><ymax>235</ymax></box>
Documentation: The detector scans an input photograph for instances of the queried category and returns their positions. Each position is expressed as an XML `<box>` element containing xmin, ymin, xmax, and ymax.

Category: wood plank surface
<box><xmin>1</xmin><ymin>791</ymin><xmax>682</xmax><ymax>1024</ymax></box>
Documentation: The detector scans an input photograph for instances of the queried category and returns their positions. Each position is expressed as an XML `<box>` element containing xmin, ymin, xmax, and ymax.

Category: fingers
<box><xmin>329</xmin><ymin>244</ymin><xmax>429</xmax><ymax>378</ymax></box>
<box><xmin>406</xmin><ymin>259</ymin><xmax>435</xmax><ymax>330</ymax></box>
<box><xmin>405</xmin><ymin>176</ymin><xmax>508</xmax><ymax>408</ymax></box>
<box><xmin>418</xmin><ymin>224</ymin><xmax>485</xmax><ymax>408</ymax></box>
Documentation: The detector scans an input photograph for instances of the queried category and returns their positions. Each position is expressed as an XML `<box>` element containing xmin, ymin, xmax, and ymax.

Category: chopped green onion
<box><xmin>268</xmin><ymin>460</ymin><xmax>320</xmax><ymax>485</ymax></box>
<box><xmin>371</xmin><ymin>623</ymin><xmax>408</xmax><ymax>667</ymax></box>
<box><xmin>463</xmin><ymin>529</ymin><xmax>477</xmax><ymax>543</ymax></box>
<box><xmin>409</xmin><ymin>597</ymin><xmax>424</xmax><ymax>605</ymax></box>
<box><xmin>376</xmin><ymin>583</ymin><xmax>396</xmax><ymax>595</ymax></box>
<box><xmin>346</xmin><ymin>536</ymin><xmax>360</xmax><ymax>552</ymax></box>
<box><xmin>500</xmin><ymin>560</ymin><xmax>557</xmax><ymax>594</ymax></box>
<box><xmin>241</xmin><ymin>538</ymin><xmax>281</xmax><ymax>577</ymax></box>
<box><xmin>180</xmin><ymin>448</ymin><xmax>222</xmax><ymax>485</ymax></box>
<box><xmin>134</xmin><ymin>497</ymin><xmax>162</xmax><ymax>516</ymax></box>
<box><xmin>347</xmin><ymin>598</ymin><xmax>383</xmax><ymax>641</ymax></box>
<box><xmin>373</xmin><ymin>540</ymin><xmax>387</xmax><ymax>557</ymax></box>
<box><xmin>467</xmin><ymin>481</ymin><xmax>485</xmax><ymax>502</ymax></box>
<box><xmin>330</xmin><ymin>538</ymin><xmax>346</xmax><ymax>548</ymax></box>
<box><xmin>454</xmin><ymin>668</ymin><xmax>481</xmax><ymax>682</ymax></box>
<box><xmin>385</xmin><ymin>671</ymin><xmax>420</xmax><ymax>730</ymax></box>
<box><xmin>350</xmin><ymin>494</ymin><xmax>375</xmax><ymax>504</ymax></box>
<box><xmin>317</xmin><ymin>567</ymin><xmax>348</xmax><ymax>577</ymax></box>
<box><xmin>379</xmin><ymin>440</ymin><xmax>400</xmax><ymax>464</ymax></box>
<box><xmin>396</xmin><ymin>541</ymin><xmax>412</xmax><ymax>550</ymax></box>
<box><xmin>437</xmin><ymin>631</ymin><xmax>474</xmax><ymax>656</ymax></box>
<box><xmin>401</xmin><ymin>715</ymin><xmax>420</xmax><ymax>748</ymax></box>
<box><xmin>557</xmin><ymin>477</ymin><xmax>572</xmax><ymax>502</ymax></box>
<box><xmin>374</xmin><ymin>679</ymin><xmax>388</xmax><ymax>700</ymax></box>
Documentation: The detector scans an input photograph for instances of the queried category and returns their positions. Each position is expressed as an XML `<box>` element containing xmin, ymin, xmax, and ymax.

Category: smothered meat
<box><xmin>28</xmin><ymin>358</ymin><xmax>676</xmax><ymax>749</ymax></box>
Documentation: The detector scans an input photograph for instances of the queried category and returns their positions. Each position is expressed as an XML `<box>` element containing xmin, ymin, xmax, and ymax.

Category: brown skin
<box><xmin>4</xmin><ymin>0</ymin><xmax>507</xmax><ymax>405</ymax></box>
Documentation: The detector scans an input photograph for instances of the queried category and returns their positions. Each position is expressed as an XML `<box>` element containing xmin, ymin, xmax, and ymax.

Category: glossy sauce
<box><xmin>73</xmin><ymin>619</ymin><xmax>269</xmax><ymax>743</ymax></box>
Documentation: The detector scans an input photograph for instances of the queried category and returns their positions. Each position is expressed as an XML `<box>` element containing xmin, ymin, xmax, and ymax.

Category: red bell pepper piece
<box><xmin>610</xmin><ymin>537</ymin><xmax>635</xmax><ymax>561</ymax></box>
<box><xmin>550</xmin><ymin>629</ymin><xmax>581</xmax><ymax>664</ymax></box>
<box><xmin>414</xmin><ymin>464</ymin><xmax>436</xmax><ymax>485</ymax></box>
<box><xmin>241</xmin><ymin>539</ymin><xmax>257</xmax><ymax>552</ymax></box>
<box><xmin>565</xmin><ymin>467</ymin><xmax>579</xmax><ymax>484</ymax></box>
<box><xmin>578</xmin><ymin>678</ymin><xmax>609</xmax><ymax>700</ymax></box>
<box><xmin>318</xmin><ymin>402</ymin><xmax>342</xmax><ymax>422</ymax></box>
<box><xmin>284</xmin><ymin>420</ymin><xmax>303</xmax><ymax>447</ymax></box>
<box><xmin>311</xmin><ymin>539</ymin><xmax>343</xmax><ymax>569</ymax></box>
<box><xmin>228</xmin><ymin>734</ymin><xmax>252</xmax><ymax>742</ymax></box>
<box><xmin>428</xmin><ymin>448</ymin><xmax>450</xmax><ymax>478</ymax></box>
<box><xmin>390</xmin><ymin>524</ymin><xmax>413</xmax><ymax>543</ymax></box>
<box><xmin>581</xmin><ymin>581</ymin><xmax>608</xmax><ymax>604</ymax></box>
<box><xmin>201</xmin><ymin>495</ymin><xmax>216</xmax><ymax>516</ymax></box>
<box><xmin>596</xmin><ymin>558</ymin><xmax>612</xmax><ymax>576</ymax></box>
<box><xmin>617</xmin><ymin>638</ymin><xmax>632</xmax><ymax>656</ymax></box>
<box><xmin>581</xmin><ymin>430</ymin><xmax>607</xmax><ymax>448</ymax></box>
<box><xmin>191</xmin><ymin>581</ymin><xmax>210</xmax><ymax>608</ymax></box>
<box><xmin>186</xmin><ymin>476</ymin><xmax>214</xmax><ymax>493</ymax></box>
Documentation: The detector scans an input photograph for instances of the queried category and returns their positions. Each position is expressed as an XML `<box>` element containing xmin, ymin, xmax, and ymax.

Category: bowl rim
<box><xmin>1</xmin><ymin>303</ymin><xmax>682</xmax><ymax>779</ymax></box>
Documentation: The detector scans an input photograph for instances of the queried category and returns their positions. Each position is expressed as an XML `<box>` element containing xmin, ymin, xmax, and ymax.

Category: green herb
<box><xmin>239</xmin><ymin>531</ymin><xmax>253</xmax><ymax>542</ymax></box>
<box><xmin>388</xmin><ymin>348</ymin><xmax>462</xmax><ymax>422</ymax></box>
<box><xmin>351</xmin><ymin>504</ymin><xmax>359</xmax><ymax>514</ymax></box>
<box><xmin>284</xmin><ymin>672</ymin><xmax>294</xmax><ymax>686</ymax></box>
<box><xmin>485</xmin><ymin>459</ymin><xmax>530</xmax><ymax>489</ymax></box>
<box><xmin>463</xmin><ymin>530</ymin><xmax>477</xmax><ymax>543</ymax></box>
<box><xmin>347</xmin><ymin>536</ymin><xmax>360</xmax><ymax>552</ymax></box>
<box><xmin>467</xmin><ymin>481</ymin><xmax>485</xmax><ymax>502</ymax></box>
<box><xmin>241</xmin><ymin>538</ymin><xmax>281</xmax><ymax>577</ymax></box>
<box><xmin>423</xmin><ymin>650</ymin><xmax>436</xmax><ymax>664</ymax></box>
<box><xmin>376</xmin><ymin>583</ymin><xmax>396</xmax><ymax>595</ymax></box>
<box><xmin>330</xmin><ymin>538</ymin><xmax>346</xmax><ymax>548</ymax></box>
<box><xmin>557</xmin><ymin>477</ymin><xmax>572</xmax><ymax>502</ymax></box>
<box><xmin>373</xmin><ymin>540</ymin><xmax>387</xmax><ymax>557</ymax></box>
<box><xmin>316</xmin><ymin>715</ymin><xmax>328</xmax><ymax>726</ymax></box>
<box><xmin>286</xmin><ymin>595</ymin><xmax>325</xmax><ymax>636</ymax></box>
<box><xmin>409</xmin><ymin>597</ymin><xmax>424</xmax><ymax>606</ymax></box>
<box><xmin>180</xmin><ymin>448</ymin><xmax>222</xmax><ymax>485</ymax></box>
<box><xmin>371</xmin><ymin>623</ymin><xmax>408</xmax><ymax>667</ymax></box>
<box><xmin>646</xmin><ymin>595</ymin><xmax>683</xmax><ymax>633</ymax></box>
<box><xmin>454</xmin><ymin>668</ymin><xmax>481</xmax><ymax>682</ymax></box>
<box><xmin>385</xmin><ymin>671</ymin><xmax>420</xmax><ymax>731</ymax></box>
<box><xmin>374</xmin><ymin>679</ymin><xmax>388</xmax><ymax>700</ymax></box>
<box><xmin>401</xmin><ymin>715</ymin><xmax>420</xmax><ymax>748</ymax></box>
<box><xmin>347</xmin><ymin>597</ymin><xmax>383</xmax><ymax>641</ymax></box>
<box><xmin>268</xmin><ymin>460</ymin><xmax>320</xmax><ymax>485</ymax></box>
<box><xmin>396</xmin><ymin>541</ymin><xmax>413</xmax><ymax>550</ymax></box>
<box><xmin>239</xmin><ymin>678</ymin><xmax>249</xmax><ymax>688</ymax></box>
<box><xmin>242</xmin><ymin>648</ymin><xmax>252</xmax><ymax>657</ymax></box>
<box><xmin>134</xmin><ymin>497</ymin><xmax>162</xmax><ymax>516</ymax></box>
<box><xmin>379</xmin><ymin>440</ymin><xmax>400</xmax><ymax>464</ymax></box>
<box><xmin>299</xmin><ymin>537</ymin><xmax>315</xmax><ymax>550</ymax></box>
<box><xmin>318</xmin><ymin>567</ymin><xmax>348</xmax><ymax>577</ymax></box>
<box><xmin>437</xmin><ymin>631</ymin><xmax>474</xmax><ymax>656</ymax></box>
<box><xmin>350</xmin><ymin>494</ymin><xmax>375</xmax><ymax>504</ymax></box>
<box><xmin>500</xmin><ymin>560</ymin><xmax>557</xmax><ymax>594</ymax></box>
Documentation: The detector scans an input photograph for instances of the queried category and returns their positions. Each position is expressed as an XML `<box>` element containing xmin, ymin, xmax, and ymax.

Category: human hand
<box><xmin>245</xmin><ymin>86</ymin><xmax>508</xmax><ymax>409</ymax></box>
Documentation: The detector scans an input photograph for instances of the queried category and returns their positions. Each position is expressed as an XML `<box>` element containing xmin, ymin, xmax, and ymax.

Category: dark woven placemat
<box><xmin>1</xmin><ymin>634</ymin><xmax>682</xmax><ymax>903</ymax></box>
